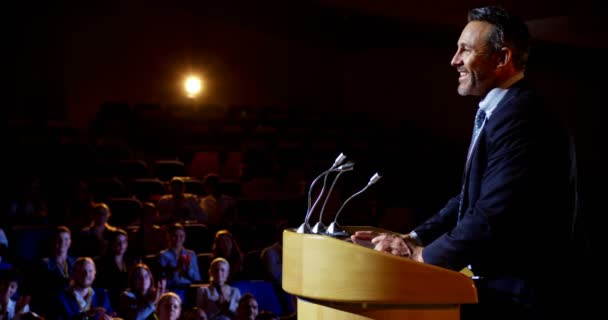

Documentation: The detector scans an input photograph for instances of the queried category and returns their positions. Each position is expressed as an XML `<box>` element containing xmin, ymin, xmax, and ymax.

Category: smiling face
<box><xmin>55</xmin><ymin>230</ymin><xmax>72</xmax><ymax>255</ymax></box>
<box><xmin>450</xmin><ymin>20</ymin><xmax>499</xmax><ymax>97</ymax></box>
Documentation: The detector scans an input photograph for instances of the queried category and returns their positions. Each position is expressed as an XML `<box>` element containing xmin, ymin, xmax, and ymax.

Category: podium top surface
<box><xmin>282</xmin><ymin>227</ymin><xmax>478</xmax><ymax>305</ymax></box>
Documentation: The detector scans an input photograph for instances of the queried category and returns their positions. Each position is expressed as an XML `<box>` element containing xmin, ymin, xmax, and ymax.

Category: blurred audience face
<box><xmin>236</xmin><ymin>295</ymin><xmax>258</xmax><ymax>320</ymax></box>
<box><xmin>55</xmin><ymin>230</ymin><xmax>71</xmax><ymax>255</ymax></box>
<box><xmin>170</xmin><ymin>180</ymin><xmax>185</xmax><ymax>199</ymax></box>
<box><xmin>112</xmin><ymin>233</ymin><xmax>128</xmax><ymax>256</ymax></box>
<box><xmin>217</xmin><ymin>234</ymin><xmax>233</xmax><ymax>255</ymax></box>
<box><xmin>169</xmin><ymin>228</ymin><xmax>186</xmax><ymax>249</ymax></box>
<box><xmin>73</xmin><ymin>258</ymin><xmax>96</xmax><ymax>288</ymax></box>
<box><xmin>0</xmin><ymin>279</ymin><xmax>18</xmax><ymax>303</ymax></box>
<box><xmin>92</xmin><ymin>205</ymin><xmax>111</xmax><ymax>226</ymax></box>
<box><xmin>184</xmin><ymin>307</ymin><xmax>208</xmax><ymax>320</ymax></box>
<box><xmin>133</xmin><ymin>266</ymin><xmax>152</xmax><ymax>294</ymax></box>
<box><xmin>209</xmin><ymin>260</ymin><xmax>229</xmax><ymax>286</ymax></box>
<box><xmin>157</xmin><ymin>293</ymin><xmax>182</xmax><ymax>320</ymax></box>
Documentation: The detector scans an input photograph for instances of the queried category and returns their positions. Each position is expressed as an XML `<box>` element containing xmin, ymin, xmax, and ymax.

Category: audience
<box><xmin>74</xmin><ymin>203</ymin><xmax>118</xmax><ymax>257</ymax></box>
<box><xmin>52</xmin><ymin>257</ymin><xmax>114</xmax><ymax>320</ymax></box>
<box><xmin>0</xmin><ymin>228</ymin><xmax>12</xmax><ymax>271</ymax></box>
<box><xmin>154</xmin><ymin>292</ymin><xmax>182</xmax><ymax>320</ymax></box>
<box><xmin>157</xmin><ymin>178</ymin><xmax>206</xmax><ymax>224</ymax></box>
<box><xmin>35</xmin><ymin>226</ymin><xmax>75</xmax><ymax>315</ymax></box>
<box><xmin>196</xmin><ymin>257</ymin><xmax>241</xmax><ymax>320</ymax></box>
<box><xmin>183</xmin><ymin>307</ymin><xmax>208</xmax><ymax>320</ymax></box>
<box><xmin>118</xmin><ymin>263</ymin><xmax>167</xmax><ymax>320</ymax></box>
<box><xmin>199</xmin><ymin>173</ymin><xmax>237</xmax><ymax>231</ymax></box>
<box><xmin>255</xmin><ymin>311</ymin><xmax>278</xmax><ymax>320</ymax></box>
<box><xmin>157</xmin><ymin>223</ymin><xmax>201</xmax><ymax>302</ymax></box>
<box><xmin>211</xmin><ymin>230</ymin><xmax>244</xmax><ymax>281</ymax></box>
<box><xmin>0</xmin><ymin>267</ymin><xmax>31</xmax><ymax>320</ymax></box>
<box><xmin>131</xmin><ymin>202</ymin><xmax>167</xmax><ymax>258</ymax></box>
<box><xmin>94</xmin><ymin>228</ymin><xmax>138</xmax><ymax>308</ymax></box>
<box><xmin>235</xmin><ymin>293</ymin><xmax>258</xmax><ymax>320</ymax></box>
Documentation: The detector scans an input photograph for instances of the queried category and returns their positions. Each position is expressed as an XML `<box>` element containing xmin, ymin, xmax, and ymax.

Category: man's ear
<box><xmin>495</xmin><ymin>47</ymin><xmax>512</xmax><ymax>68</ymax></box>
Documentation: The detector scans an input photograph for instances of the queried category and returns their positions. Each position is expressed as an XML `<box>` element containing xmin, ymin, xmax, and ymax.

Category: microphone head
<box><xmin>311</xmin><ymin>221</ymin><xmax>327</xmax><ymax>234</ymax></box>
<box><xmin>332</xmin><ymin>153</ymin><xmax>347</xmax><ymax>168</ymax></box>
<box><xmin>296</xmin><ymin>222</ymin><xmax>312</xmax><ymax>234</ymax></box>
<box><xmin>326</xmin><ymin>222</ymin><xmax>349</xmax><ymax>237</ymax></box>
<box><xmin>336</xmin><ymin>161</ymin><xmax>355</xmax><ymax>172</ymax></box>
<box><xmin>368</xmin><ymin>172</ymin><xmax>382</xmax><ymax>185</ymax></box>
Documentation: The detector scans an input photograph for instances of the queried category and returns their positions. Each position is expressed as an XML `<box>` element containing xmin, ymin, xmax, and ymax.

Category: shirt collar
<box><xmin>477</xmin><ymin>86</ymin><xmax>509</xmax><ymax>119</ymax></box>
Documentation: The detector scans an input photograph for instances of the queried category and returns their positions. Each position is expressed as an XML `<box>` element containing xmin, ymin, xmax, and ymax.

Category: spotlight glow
<box><xmin>184</xmin><ymin>75</ymin><xmax>203</xmax><ymax>98</ymax></box>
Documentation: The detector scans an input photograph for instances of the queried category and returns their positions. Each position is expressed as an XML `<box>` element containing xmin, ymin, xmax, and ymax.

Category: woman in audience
<box><xmin>196</xmin><ymin>257</ymin><xmax>241</xmax><ymax>320</ymax></box>
<box><xmin>154</xmin><ymin>292</ymin><xmax>182</xmax><ymax>320</ymax></box>
<box><xmin>94</xmin><ymin>228</ymin><xmax>138</xmax><ymax>308</ymax></box>
<box><xmin>211</xmin><ymin>230</ymin><xmax>244</xmax><ymax>281</ymax></box>
<box><xmin>157</xmin><ymin>223</ymin><xmax>200</xmax><ymax>302</ymax></box>
<box><xmin>118</xmin><ymin>263</ymin><xmax>166</xmax><ymax>320</ymax></box>
<box><xmin>0</xmin><ymin>267</ymin><xmax>31</xmax><ymax>320</ymax></box>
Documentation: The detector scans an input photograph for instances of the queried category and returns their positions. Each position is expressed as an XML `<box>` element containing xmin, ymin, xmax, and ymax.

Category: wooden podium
<box><xmin>282</xmin><ymin>226</ymin><xmax>477</xmax><ymax>320</ymax></box>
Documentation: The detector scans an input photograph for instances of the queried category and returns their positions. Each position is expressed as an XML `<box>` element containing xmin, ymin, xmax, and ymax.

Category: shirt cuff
<box><xmin>407</xmin><ymin>231</ymin><xmax>423</xmax><ymax>246</ymax></box>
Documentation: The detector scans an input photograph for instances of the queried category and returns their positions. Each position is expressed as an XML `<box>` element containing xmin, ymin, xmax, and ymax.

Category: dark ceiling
<box><xmin>316</xmin><ymin>0</ymin><xmax>608</xmax><ymax>48</ymax></box>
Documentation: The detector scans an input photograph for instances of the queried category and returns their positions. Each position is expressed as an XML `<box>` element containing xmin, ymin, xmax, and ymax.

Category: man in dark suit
<box><xmin>353</xmin><ymin>6</ymin><xmax>577</xmax><ymax>319</ymax></box>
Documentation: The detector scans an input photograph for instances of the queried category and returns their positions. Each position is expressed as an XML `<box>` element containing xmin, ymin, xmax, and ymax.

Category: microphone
<box><xmin>297</xmin><ymin>153</ymin><xmax>347</xmax><ymax>233</ymax></box>
<box><xmin>313</xmin><ymin>162</ymin><xmax>355</xmax><ymax>234</ymax></box>
<box><xmin>326</xmin><ymin>172</ymin><xmax>382</xmax><ymax>237</ymax></box>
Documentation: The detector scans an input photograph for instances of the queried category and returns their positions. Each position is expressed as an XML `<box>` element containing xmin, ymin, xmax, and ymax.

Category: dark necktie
<box><xmin>473</xmin><ymin>108</ymin><xmax>486</xmax><ymax>138</ymax></box>
<box><xmin>458</xmin><ymin>108</ymin><xmax>486</xmax><ymax>222</ymax></box>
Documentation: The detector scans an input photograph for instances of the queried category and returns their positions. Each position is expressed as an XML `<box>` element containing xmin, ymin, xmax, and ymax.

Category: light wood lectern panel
<box><xmin>282</xmin><ymin>226</ymin><xmax>477</xmax><ymax>320</ymax></box>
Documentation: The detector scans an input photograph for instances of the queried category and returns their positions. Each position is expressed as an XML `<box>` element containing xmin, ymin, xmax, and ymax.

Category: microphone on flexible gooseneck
<box><xmin>326</xmin><ymin>172</ymin><xmax>382</xmax><ymax>237</ymax></box>
<box><xmin>297</xmin><ymin>153</ymin><xmax>347</xmax><ymax>233</ymax></box>
<box><xmin>313</xmin><ymin>162</ymin><xmax>355</xmax><ymax>234</ymax></box>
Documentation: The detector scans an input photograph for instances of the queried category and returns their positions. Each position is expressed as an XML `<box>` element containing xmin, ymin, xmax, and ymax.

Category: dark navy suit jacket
<box><xmin>413</xmin><ymin>80</ymin><xmax>575</xmax><ymax>307</ymax></box>
<box><xmin>54</xmin><ymin>287</ymin><xmax>114</xmax><ymax>320</ymax></box>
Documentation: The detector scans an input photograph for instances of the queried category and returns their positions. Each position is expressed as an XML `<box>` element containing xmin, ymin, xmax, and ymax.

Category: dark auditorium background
<box><xmin>8</xmin><ymin>0</ymin><xmax>606</xmax><ymax>287</ymax></box>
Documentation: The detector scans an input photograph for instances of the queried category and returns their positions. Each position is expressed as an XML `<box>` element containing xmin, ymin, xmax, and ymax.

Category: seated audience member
<box><xmin>61</xmin><ymin>179</ymin><xmax>95</xmax><ymax>232</ymax></box>
<box><xmin>183</xmin><ymin>307</ymin><xmax>208</xmax><ymax>320</ymax></box>
<box><xmin>7</xmin><ymin>175</ymin><xmax>49</xmax><ymax>226</ymax></box>
<box><xmin>118</xmin><ymin>263</ymin><xmax>167</xmax><ymax>320</ymax></box>
<box><xmin>0</xmin><ymin>228</ymin><xmax>13</xmax><ymax>271</ymax></box>
<box><xmin>196</xmin><ymin>258</ymin><xmax>241</xmax><ymax>320</ymax></box>
<box><xmin>74</xmin><ymin>203</ymin><xmax>118</xmax><ymax>257</ymax></box>
<box><xmin>0</xmin><ymin>267</ymin><xmax>31</xmax><ymax>320</ymax></box>
<box><xmin>259</xmin><ymin>223</ymin><xmax>294</xmax><ymax>315</ymax></box>
<box><xmin>131</xmin><ymin>202</ymin><xmax>167</xmax><ymax>258</ymax></box>
<box><xmin>157</xmin><ymin>223</ymin><xmax>201</xmax><ymax>302</ymax></box>
<box><xmin>235</xmin><ymin>293</ymin><xmax>258</xmax><ymax>320</ymax></box>
<box><xmin>157</xmin><ymin>177</ymin><xmax>206</xmax><ymax>224</ymax></box>
<box><xmin>52</xmin><ymin>257</ymin><xmax>114</xmax><ymax>320</ymax></box>
<box><xmin>94</xmin><ymin>228</ymin><xmax>138</xmax><ymax>308</ymax></box>
<box><xmin>154</xmin><ymin>292</ymin><xmax>182</xmax><ymax>320</ymax></box>
<box><xmin>199</xmin><ymin>173</ymin><xmax>237</xmax><ymax>231</ymax></box>
<box><xmin>255</xmin><ymin>311</ymin><xmax>278</xmax><ymax>320</ymax></box>
<box><xmin>35</xmin><ymin>226</ymin><xmax>76</xmax><ymax>315</ymax></box>
<box><xmin>211</xmin><ymin>230</ymin><xmax>244</xmax><ymax>281</ymax></box>
<box><xmin>14</xmin><ymin>312</ymin><xmax>45</xmax><ymax>320</ymax></box>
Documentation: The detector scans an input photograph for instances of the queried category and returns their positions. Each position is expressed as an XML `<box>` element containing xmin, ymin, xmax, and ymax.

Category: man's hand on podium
<box><xmin>351</xmin><ymin>231</ymin><xmax>424</xmax><ymax>263</ymax></box>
